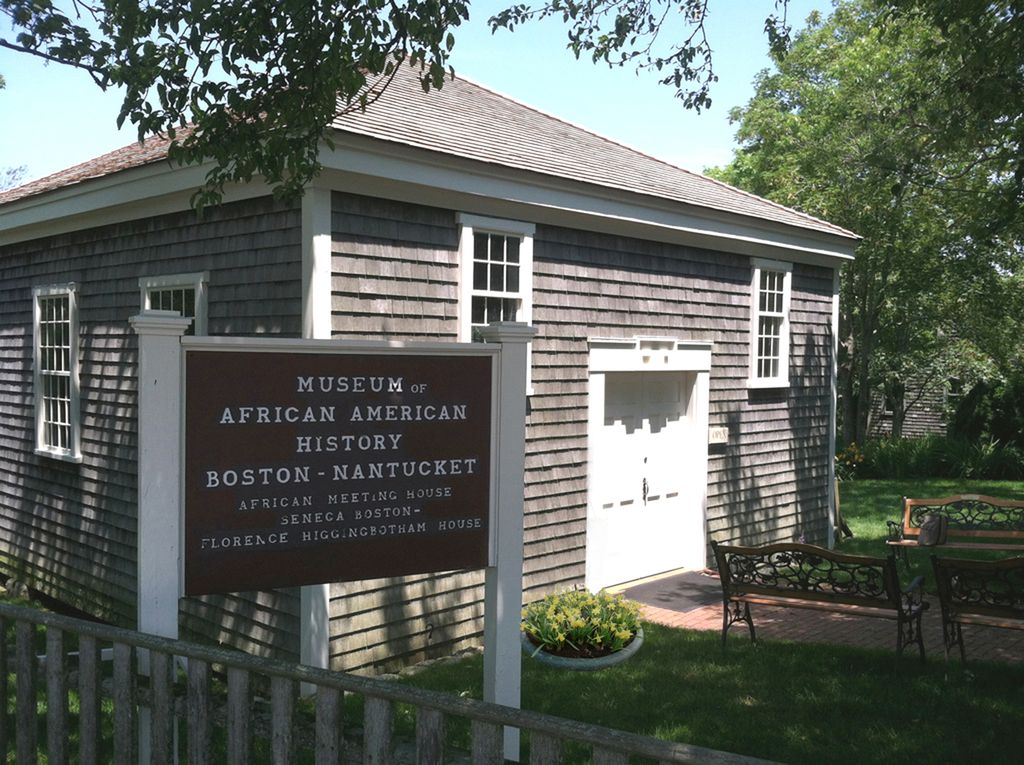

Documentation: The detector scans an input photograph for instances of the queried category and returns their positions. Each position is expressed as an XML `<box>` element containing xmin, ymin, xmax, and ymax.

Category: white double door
<box><xmin>586</xmin><ymin>370</ymin><xmax>704</xmax><ymax>591</ymax></box>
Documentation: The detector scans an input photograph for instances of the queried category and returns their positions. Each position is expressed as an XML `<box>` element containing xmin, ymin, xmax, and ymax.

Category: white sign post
<box><xmin>131</xmin><ymin>310</ymin><xmax>192</xmax><ymax>764</ymax></box>
<box><xmin>479</xmin><ymin>322</ymin><xmax>535</xmax><ymax>763</ymax></box>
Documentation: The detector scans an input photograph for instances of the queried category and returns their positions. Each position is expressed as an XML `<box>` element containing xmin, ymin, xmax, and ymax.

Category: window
<box><xmin>458</xmin><ymin>213</ymin><xmax>535</xmax><ymax>388</ymax></box>
<box><xmin>458</xmin><ymin>215</ymin><xmax>534</xmax><ymax>340</ymax></box>
<box><xmin>748</xmin><ymin>259</ymin><xmax>792</xmax><ymax>388</ymax></box>
<box><xmin>139</xmin><ymin>272</ymin><xmax>208</xmax><ymax>335</ymax></box>
<box><xmin>33</xmin><ymin>283</ymin><xmax>81</xmax><ymax>461</ymax></box>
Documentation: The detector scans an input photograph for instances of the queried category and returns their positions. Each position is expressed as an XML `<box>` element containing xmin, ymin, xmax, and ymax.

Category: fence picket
<box><xmin>529</xmin><ymin>732</ymin><xmax>561</xmax><ymax>764</ymax></box>
<box><xmin>45</xmin><ymin>628</ymin><xmax>67</xmax><ymax>765</ymax></box>
<box><xmin>150</xmin><ymin>650</ymin><xmax>176</xmax><ymax>765</ymax></box>
<box><xmin>470</xmin><ymin>720</ymin><xmax>503</xmax><ymax>765</ymax></box>
<box><xmin>187</xmin><ymin>658</ymin><xmax>212</xmax><ymax>765</ymax></box>
<box><xmin>112</xmin><ymin>642</ymin><xmax>135</xmax><ymax>765</ymax></box>
<box><xmin>314</xmin><ymin>686</ymin><xmax>343</xmax><ymax>765</ymax></box>
<box><xmin>16</xmin><ymin>619</ymin><xmax>36</xmax><ymax>765</ymax></box>
<box><xmin>271</xmin><ymin>675</ymin><xmax>295</xmax><ymax>765</ymax></box>
<box><xmin>416</xmin><ymin>707</ymin><xmax>445</xmax><ymax>763</ymax></box>
<box><xmin>227</xmin><ymin>666</ymin><xmax>252</xmax><ymax>765</ymax></box>
<box><xmin>77</xmin><ymin>635</ymin><xmax>100</xmax><ymax>765</ymax></box>
<box><xmin>593</xmin><ymin>747</ymin><xmax>628</xmax><ymax>765</ymax></box>
<box><xmin>364</xmin><ymin>696</ymin><xmax>393</xmax><ymax>765</ymax></box>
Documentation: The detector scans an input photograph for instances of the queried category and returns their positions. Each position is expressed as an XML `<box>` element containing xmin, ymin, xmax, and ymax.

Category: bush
<box><xmin>857</xmin><ymin>435</ymin><xmax>1024</xmax><ymax>480</ymax></box>
<box><xmin>521</xmin><ymin>590</ymin><xmax>641</xmax><ymax>659</ymax></box>
<box><xmin>950</xmin><ymin>366</ymin><xmax>1024</xmax><ymax>450</ymax></box>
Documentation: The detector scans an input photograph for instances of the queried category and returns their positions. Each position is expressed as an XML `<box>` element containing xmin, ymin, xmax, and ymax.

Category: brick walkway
<box><xmin>639</xmin><ymin>578</ymin><xmax>1024</xmax><ymax>665</ymax></box>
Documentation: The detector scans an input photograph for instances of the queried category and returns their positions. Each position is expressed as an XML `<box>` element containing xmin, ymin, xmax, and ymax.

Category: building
<box><xmin>0</xmin><ymin>66</ymin><xmax>858</xmax><ymax>672</ymax></box>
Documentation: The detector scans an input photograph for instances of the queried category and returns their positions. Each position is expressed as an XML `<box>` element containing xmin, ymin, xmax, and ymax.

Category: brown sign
<box><xmin>183</xmin><ymin>350</ymin><xmax>493</xmax><ymax>595</ymax></box>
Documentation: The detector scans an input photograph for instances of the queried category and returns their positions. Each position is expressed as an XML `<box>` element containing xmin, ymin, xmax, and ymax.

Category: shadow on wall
<box><xmin>709</xmin><ymin>328</ymin><xmax>831</xmax><ymax>551</ymax></box>
<box><xmin>789</xmin><ymin>326</ymin><xmax>830</xmax><ymax>546</ymax></box>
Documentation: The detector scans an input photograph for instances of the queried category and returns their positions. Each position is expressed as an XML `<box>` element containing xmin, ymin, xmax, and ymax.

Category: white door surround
<box><xmin>585</xmin><ymin>338</ymin><xmax>712</xmax><ymax>592</ymax></box>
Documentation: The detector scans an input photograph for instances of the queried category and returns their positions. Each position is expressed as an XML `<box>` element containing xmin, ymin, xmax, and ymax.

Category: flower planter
<box><xmin>520</xmin><ymin>626</ymin><xmax>644</xmax><ymax>671</ymax></box>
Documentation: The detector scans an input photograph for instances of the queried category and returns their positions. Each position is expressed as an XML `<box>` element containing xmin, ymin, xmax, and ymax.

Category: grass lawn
<box><xmin>836</xmin><ymin>478</ymin><xmax>1024</xmax><ymax>587</ymax></box>
<box><xmin>398</xmin><ymin>478</ymin><xmax>1024</xmax><ymax>765</ymax></box>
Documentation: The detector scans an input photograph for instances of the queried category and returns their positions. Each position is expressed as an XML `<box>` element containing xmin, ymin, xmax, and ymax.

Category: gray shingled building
<box><xmin>0</xmin><ymin>66</ymin><xmax>858</xmax><ymax>673</ymax></box>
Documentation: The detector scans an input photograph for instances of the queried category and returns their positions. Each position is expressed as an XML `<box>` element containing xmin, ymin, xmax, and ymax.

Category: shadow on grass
<box><xmin>400</xmin><ymin>622</ymin><xmax>1024</xmax><ymax>765</ymax></box>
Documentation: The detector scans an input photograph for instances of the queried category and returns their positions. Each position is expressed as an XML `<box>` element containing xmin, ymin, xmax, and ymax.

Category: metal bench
<box><xmin>931</xmin><ymin>554</ymin><xmax>1024</xmax><ymax>663</ymax></box>
<box><xmin>886</xmin><ymin>494</ymin><xmax>1024</xmax><ymax>563</ymax></box>
<box><xmin>711</xmin><ymin>541</ymin><xmax>928</xmax><ymax>660</ymax></box>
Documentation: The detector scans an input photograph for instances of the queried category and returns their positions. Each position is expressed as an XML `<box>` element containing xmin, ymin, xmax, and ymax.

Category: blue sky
<box><xmin>0</xmin><ymin>1</ymin><xmax>826</xmax><ymax>184</ymax></box>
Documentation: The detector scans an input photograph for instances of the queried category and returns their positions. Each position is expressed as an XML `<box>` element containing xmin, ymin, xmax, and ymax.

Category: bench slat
<box><xmin>732</xmin><ymin>594</ymin><xmax>901</xmax><ymax>620</ymax></box>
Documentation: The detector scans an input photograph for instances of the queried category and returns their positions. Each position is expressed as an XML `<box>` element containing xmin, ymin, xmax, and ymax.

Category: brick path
<box><xmin>642</xmin><ymin>594</ymin><xmax>1024</xmax><ymax>665</ymax></box>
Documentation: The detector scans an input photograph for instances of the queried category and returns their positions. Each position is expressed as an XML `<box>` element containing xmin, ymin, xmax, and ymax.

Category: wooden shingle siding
<box><xmin>0</xmin><ymin>196</ymin><xmax>303</xmax><ymax>660</ymax></box>
<box><xmin>706</xmin><ymin>264</ymin><xmax>835</xmax><ymax>546</ymax></box>
<box><xmin>328</xmin><ymin>192</ymin><xmax>458</xmax><ymax>342</ymax></box>
<box><xmin>323</xmin><ymin>198</ymin><xmax>837</xmax><ymax>671</ymax></box>
<box><xmin>326</xmin><ymin>193</ymin><xmax>473</xmax><ymax>672</ymax></box>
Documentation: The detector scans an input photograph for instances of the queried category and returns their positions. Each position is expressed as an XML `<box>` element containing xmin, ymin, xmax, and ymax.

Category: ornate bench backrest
<box><xmin>904</xmin><ymin>495</ymin><xmax>1024</xmax><ymax>536</ymax></box>
<box><xmin>931</xmin><ymin>555</ymin><xmax>1024</xmax><ymax>618</ymax></box>
<box><xmin>712</xmin><ymin>541</ymin><xmax>899</xmax><ymax>608</ymax></box>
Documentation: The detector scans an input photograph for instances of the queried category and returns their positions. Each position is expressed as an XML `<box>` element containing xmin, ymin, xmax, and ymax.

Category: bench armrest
<box><xmin>886</xmin><ymin>519</ymin><xmax>904</xmax><ymax>541</ymax></box>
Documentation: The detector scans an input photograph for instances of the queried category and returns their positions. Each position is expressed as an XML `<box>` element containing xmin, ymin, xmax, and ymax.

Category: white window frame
<box><xmin>747</xmin><ymin>258</ymin><xmax>792</xmax><ymax>389</ymax></box>
<box><xmin>139</xmin><ymin>271</ymin><xmax>209</xmax><ymax>335</ymax></box>
<box><xmin>33</xmin><ymin>283</ymin><xmax>82</xmax><ymax>462</ymax></box>
<box><xmin>457</xmin><ymin>214</ymin><xmax>535</xmax><ymax>392</ymax></box>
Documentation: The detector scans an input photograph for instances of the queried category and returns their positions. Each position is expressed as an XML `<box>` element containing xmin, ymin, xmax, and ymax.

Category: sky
<box><xmin>0</xmin><ymin>1</ymin><xmax>827</xmax><ymax>185</ymax></box>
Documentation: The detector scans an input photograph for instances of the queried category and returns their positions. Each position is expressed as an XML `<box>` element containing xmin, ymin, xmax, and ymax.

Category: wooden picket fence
<box><xmin>0</xmin><ymin>600</ymin><xmax>780</xmax><ymax>764</ymax></box>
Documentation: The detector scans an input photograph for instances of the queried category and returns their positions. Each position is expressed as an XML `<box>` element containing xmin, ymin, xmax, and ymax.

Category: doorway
<box><xmin>585</xmin><ymin>339</ymin><xmax>711</xmax><ymax>592</ymax></box>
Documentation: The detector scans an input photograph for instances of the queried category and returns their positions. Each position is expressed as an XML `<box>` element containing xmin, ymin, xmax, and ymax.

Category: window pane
<box><xmin>489</xmin><ymin>263</ymin><xmax>504</xmax><ymax>291</ymax></box>
<box><xmin>506</xmin><ymin>238</ymin><xmax>520</xmax><ymax>263</ymax></box>
<box><xmin>472</xmin><ymin>296</ymin><xmax>486</xmax><ymax>325</ymax></box>
<box><xmin>489</xmin><ymin>234</ymin><xmax>505</xmax><ymax>261</ymax></box>
<box><xmin>507</xmin><ymin>265</ymin><xmax>519</xmax><ymax>292</ymax></box>
<box><xmin>503</xmin><ymin>298</ymin><xmax>519</xmax><ymax>321</ymax></box>
<box><xmin>473</xmin><ymin>232</ymin><xmax>489</xmax><ymax>259</ymax></box>
<box><xmin>473</xmin><ymin>262</ymin><xmax>488</xmax><ymax>290</ymax></box>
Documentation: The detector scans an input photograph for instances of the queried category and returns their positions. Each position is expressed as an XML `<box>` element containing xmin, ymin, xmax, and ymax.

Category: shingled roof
<box><xmin>0</xmin><ymin>64</ymin><xmax>856</xmax><ymax>242</ymax></box>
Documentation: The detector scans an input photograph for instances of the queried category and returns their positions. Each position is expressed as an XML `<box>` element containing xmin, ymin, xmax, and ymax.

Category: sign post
<box><xmin>132</xmin><ymin>310</ymin><xmax>192</xmax><ymax>764</ymax></box>
<box><xmin>479</xmin><ymin>323</ymin><xmax>535</xmax><ymax>763</ymax></box>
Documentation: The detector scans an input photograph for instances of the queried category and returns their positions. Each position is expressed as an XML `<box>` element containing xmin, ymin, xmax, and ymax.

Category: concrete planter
<box><xmin>520</xmin><ymin>626</ymin><xmax>644</xmax><ymax>671</ymax></box>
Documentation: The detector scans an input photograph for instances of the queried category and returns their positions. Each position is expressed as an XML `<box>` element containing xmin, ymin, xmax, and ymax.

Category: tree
<box><xmin>711</xmin><ymin>0</ymin><xmax>1024</xmax><ymax>444</ymax></box>
<box><xmin>1</xmin><ymin>0</ymin><xmax>474</xmax><ymax>207</ymax></box>
<box><xmin>1</xmin><ymin>0</ymin><xmax>795</xmax><ymax>206</ymax></box>
<box><xmin>489</xmin><ymin>0</ymin><xmax>795</xmax><ymax>111</ymax></box>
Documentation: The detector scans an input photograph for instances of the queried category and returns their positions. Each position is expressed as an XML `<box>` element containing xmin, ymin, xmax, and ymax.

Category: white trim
<box><xmin>827</xmin><ymin>268</ymin><xmax>840</xmax><ymax>547</ymax></box>
<box><xmin>0</xmin><ymin>136</ymin><xmax>858</xmax><ymax>268</ymax></box>
<box><xmin>457</xmin><ymin>214</ymin><xmax>535</xmax><ymax>394</ymax></box>
<box><xmin>301</xmin><ymin>186</ymin><xmax>334</xmax><ymax>340</ymax></box>
<box><xmin>32</xmin><ymin>282</ymin><xmax>82</xmax><ymax>463</ymax></box>
<box><xmin>139</xmin><ymin>271</ymin><xmax>208</xmax><ymax>335</ymax></box>
<box><xmin>588</xmin><ymin>337</ymin><xmax>713</xmax><ymax>373</ymax></box>
<box><xmin>299</xmin><ymin>185</ymin><xmax>334</xmax><ymax>680</ymax></box>
<box><xmin>747</xmin><ymin>258</ymin><xmax>792</xmax><ymax>389</ymax></box>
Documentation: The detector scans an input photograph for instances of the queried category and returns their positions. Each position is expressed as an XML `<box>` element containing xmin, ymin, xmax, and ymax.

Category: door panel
<box><xmin>588</xmin><ymin>371</ymin><xmax>698</xmax><ymax>590</ymax></box>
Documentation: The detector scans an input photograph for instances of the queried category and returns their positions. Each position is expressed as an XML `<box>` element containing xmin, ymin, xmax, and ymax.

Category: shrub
<box><xmin>950</xmin><ymin>366</ymin><xmax>1024</xmax><ymax>450</ymax></box>
<box><xmin>521</xmin><ymin>589</ymin><xmax>641</xmax><ymax>659</ymax></box>
<box><xmin>857</xmin><ymin>435</ymin><xmax>1024</xmax><ymax>480</ymax></box>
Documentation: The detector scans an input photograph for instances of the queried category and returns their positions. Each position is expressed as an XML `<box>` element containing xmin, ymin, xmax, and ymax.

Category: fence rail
<box><xmin>0</xmin><ymin>601</ymin><xmax>781</xmax><ymax>764</ymax></box>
